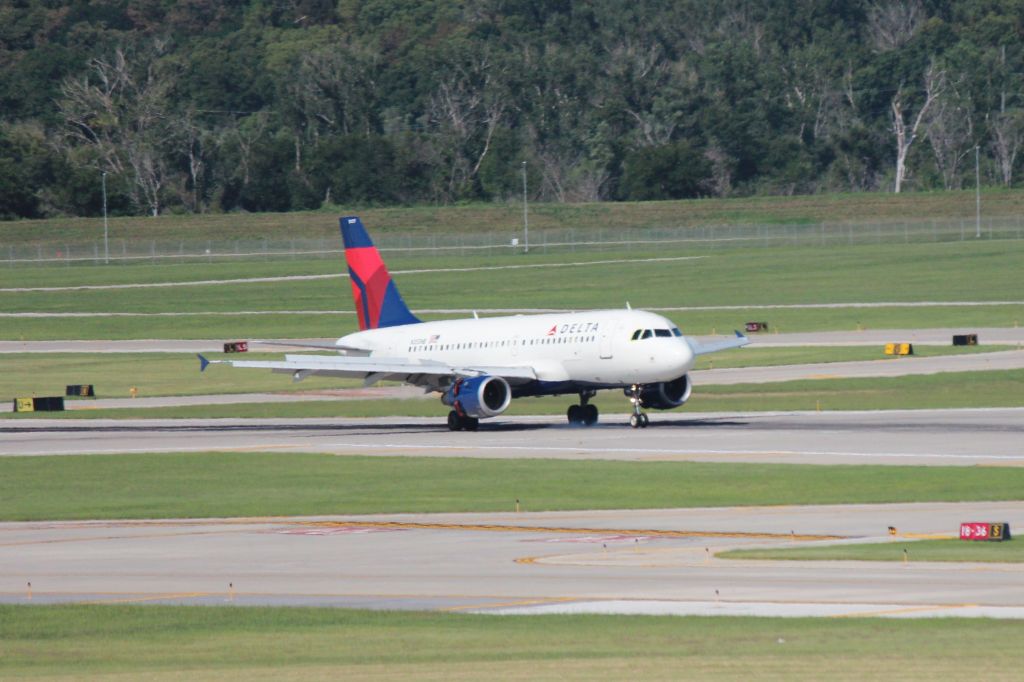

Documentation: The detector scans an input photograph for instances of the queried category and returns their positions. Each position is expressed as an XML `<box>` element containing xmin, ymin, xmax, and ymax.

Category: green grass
<box><xmin>720</xmin><ymin>538</ymin><xmax>1024</xmax><ymax>563</ymax></box>
<box><xmin>5</xmin><ymin>242</ymin><xmax>1023</xmax><ymax>309</ymax></box>
<box><xmin>2</xmin><ymin>453</ymin><xmax>1024</xmax><ymax>521</ymax></box>
<box><xmin>7</xmin><ymin>368</ymin><xmax>1022</xmax><ymax>419</ymax></box>
<box><xmin>2</xmin><ymin>605</ymin><xmax>1023</xmax><ymax>680</ymax></box>
<box><xmin>3</xmin><ymin>239</ymin><xmax>1024</xmax><ymax>339</ymax></box>
<box><xmin>0</xmin><ymin>347</ymin><xmax>1008</xmax><ymax>402</ymax></box>
<box><xmin>5</xmin><ymin>303</ymin><xmax>1024</xmax><ymax>341</ymax></box>
<box><xmin>698</xmin><ymin>368</ymin><xmax>1024</xmax><ymax>412</ymax></box>
<box><xmin>0</xmin><ymin>352</ymin><xmax>364</xmax><ymax>400</ymax></box>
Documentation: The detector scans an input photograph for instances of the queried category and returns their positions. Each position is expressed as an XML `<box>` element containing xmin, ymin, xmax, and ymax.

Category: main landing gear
<box><xmin>567</xmin><ymin>390</ymin><xmax>599</xmax><ymax>426</ymax></box>
<box><xmin>447</xmin><ymin>410</ymin><xmax>479</xmax><ymax>431</ymax></box>
<box><xmin>628</xmin><ymin>384</ymin><xmax>649</xmax><ymax>429</ymax></box>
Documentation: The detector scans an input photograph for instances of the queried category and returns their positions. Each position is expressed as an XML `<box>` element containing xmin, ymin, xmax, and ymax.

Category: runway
<box><xmin>3</xmin><ymin>408</ymin><xmax>1023</xmax><ymax>466</ymax></box>
<box><xmin>3</xmin><ymin>502</ymin><xmax>1023</xmax><ymax>618</ymax></box>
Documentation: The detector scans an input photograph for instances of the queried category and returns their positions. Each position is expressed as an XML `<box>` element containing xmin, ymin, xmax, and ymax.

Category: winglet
<box><xmin>198</xmin><ymin>353</ymin><xmax>210</xmax><ymax>372</ymax></box>
<box><xmin>735</xmin><ymin>330</ymin><xmax>746</xmax><ymax>339</ymax></box>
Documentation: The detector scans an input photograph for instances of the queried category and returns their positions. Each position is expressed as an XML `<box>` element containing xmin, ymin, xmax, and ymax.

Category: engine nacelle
<box><xmin>638</xmin><ymin>374</ymin><xmax>692</xmax><ymax>410</ymax></box>
<box><xmin>442</xmin><ymin>375</ymin><xmax>512</xmax><ymax>418</ymax></box>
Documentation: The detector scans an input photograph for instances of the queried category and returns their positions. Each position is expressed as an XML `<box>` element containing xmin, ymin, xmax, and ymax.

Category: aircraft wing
<box><xmin>685</xmin><ymin>330</ymin><xmax>750</xmax><ymax>356</ymax></box>
<box><xmin>198</xmin><ymin>353</ymin><xmax>538</xmax><ymax>386</ymax></box>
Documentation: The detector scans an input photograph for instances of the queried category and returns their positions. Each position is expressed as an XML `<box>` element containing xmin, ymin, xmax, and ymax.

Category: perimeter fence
<box><xmin>4</xmin><ymin>216</ymin><xmax>1024</xmax><ymax>266</ymax></box>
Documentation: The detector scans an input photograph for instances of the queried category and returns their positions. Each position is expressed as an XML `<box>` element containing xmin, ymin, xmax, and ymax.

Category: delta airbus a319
<box><xmin>199</xmin><ymin>217</ymin><xmax>749</xmax><ymax>430</ymax></box>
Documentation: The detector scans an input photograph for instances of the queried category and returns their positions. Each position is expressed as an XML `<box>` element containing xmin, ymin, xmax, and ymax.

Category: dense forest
<box><xmin>2</xmin><ymin>0</ymin><xmax>1023</xmax><ymax>219</ymax></box>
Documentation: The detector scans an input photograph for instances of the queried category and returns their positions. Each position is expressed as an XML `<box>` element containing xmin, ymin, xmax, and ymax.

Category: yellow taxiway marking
<box><xmin>303</xmin><ymin>520</ymin><xmax>844</xmax><ymax>542</ymax></box>
<box><xmin>0</xmin><ymin>528</ymin><xmax>254</xmax><ymax>548</ymax></box>
<box><xmin>441</xmin><ymin>597</ymin><xmax>577</xmax><ymax>612</ymax></box>
<box><xmin>830</xmin><ymin>603</ymin><xmax>976</xmax><ymax>618</ymax></box>
<box><xmin>82</xmin><ymin>592</ymin><xmax>213</xmax><ymax>605</ymax></box>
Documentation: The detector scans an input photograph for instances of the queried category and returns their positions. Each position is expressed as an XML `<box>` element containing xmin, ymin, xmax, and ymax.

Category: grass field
<box><xmin>720</xmin><ymin>538</ymin><xmax>1023</xmax><ymax>563</ymax></box>
<box><xmin>0</xmin><ymin>346</ymin><xmax>1007</xmax><ymax>403</ymax></box>
<box><xmin>2</xmin><ymin>453</ymin><xmax>1024</xmax><ymax>521</ymax></box>
<box><xmin>3</xmin><ymin>239</ymin><xmax>1023</xmax><ymax>339</ymax></box>
<box><xmin>3</xmin><ymin>605</ymin><xmax>1023</xmax><ymax>680</ymax></box>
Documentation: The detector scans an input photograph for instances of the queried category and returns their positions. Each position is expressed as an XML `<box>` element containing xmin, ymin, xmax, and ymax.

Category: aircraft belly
<box><xmin>531</xmin><ymin>360</ymin><xmax>570</xmax><ymax>382</ymax></box>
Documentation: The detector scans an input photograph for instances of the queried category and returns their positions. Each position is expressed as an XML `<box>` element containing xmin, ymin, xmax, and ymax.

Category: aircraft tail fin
<box><xmin>340</xmin><ymin>216</ymin><xmax>421</xmax><ymax>330</ymax></box>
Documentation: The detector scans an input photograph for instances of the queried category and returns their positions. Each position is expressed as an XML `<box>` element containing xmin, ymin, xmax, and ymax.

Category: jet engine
<box><xmin>637</xmin><ymin>374</ymin><xmax>692</xmax><ymax>410</ymax></box>
<box><xmin>442</xmin><ymin>375</ymin><xmax>512</xmax><ymax>418</ymax></box>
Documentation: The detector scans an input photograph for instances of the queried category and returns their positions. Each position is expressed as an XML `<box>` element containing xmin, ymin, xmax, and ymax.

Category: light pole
<box><xmin>521</xmin><ymin>161</ymin><xmax>529</xmax><ymax>253</ymax></box>
<box><xmin>101</xmin><ymin>171</ymin><xmax>110</xmax><ymax>264</ymax></box>
<box><xmin>975</xmin><ymin>145</ymin><xmax>981</xmax><ymax>239</ymax></box>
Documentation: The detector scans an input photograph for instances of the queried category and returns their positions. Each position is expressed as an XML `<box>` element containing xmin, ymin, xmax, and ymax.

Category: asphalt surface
<box><xmin>4</xmin><ymin>330</ymin><xmax>1023</xmax><ymax>619</ymax></box>
<box><xmin>3</xmin><ymin>502</ymin><xmax>1023</xmax><ymax>618</ymax></box>
<box><xmin>3</xmin><ymin>409</ymin><xmax>1023</xmax><ymax>466</ymax></box>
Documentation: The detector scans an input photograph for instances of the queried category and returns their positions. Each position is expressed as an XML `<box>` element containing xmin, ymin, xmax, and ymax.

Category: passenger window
<box><xmin>655</xmin><ymin>329</ymin><xmax>671</xmax><ymax>338</ymax></box>
<box><xmin>641</xmin><ymin>329</ymin><xmax>653</xmax><ymax>339</ymax></box>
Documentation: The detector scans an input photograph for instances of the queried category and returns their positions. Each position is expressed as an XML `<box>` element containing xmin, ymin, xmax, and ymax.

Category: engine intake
<box><xmin>638</xmin><ymin>374</ymin><xmax>692</xmax><ymax>410</ymax></box>
<box><xmin>442</xmin><ymin>375</ymin><xmax>511</xmax><ymax>418</ymax></box>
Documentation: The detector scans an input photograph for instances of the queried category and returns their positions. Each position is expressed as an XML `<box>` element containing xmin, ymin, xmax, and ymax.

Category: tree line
<box><xmin>2</xmin><ymin>0</ymin><xmax>1023</xmax><ymax>219</ymax></box>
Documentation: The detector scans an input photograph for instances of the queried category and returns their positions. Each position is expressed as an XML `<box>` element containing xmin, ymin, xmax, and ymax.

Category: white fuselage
<box><xmin>336</xmin><ymin>309</ymin><xmax>695</xmax><ymax>387</ymax></box>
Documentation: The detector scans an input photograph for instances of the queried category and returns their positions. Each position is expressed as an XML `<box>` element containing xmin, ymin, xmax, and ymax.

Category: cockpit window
<box><xmin>641</xmin><ymin>329</ymin><xmax>653</xmax><ymax>339</ymax></box>
<box><xmin>631</xmin><ymin>329</ymin><xmax>642</xmax><ymax>340</ymax></box>
<box><xmin>671</xmin><ymin>327</ymin><xmax>682</xmax><ymax>337</ymax></box>
<box><xmin>655</xmin><ymin>329</ymin><xmax>671</xmax><ymax>337</ymax></box>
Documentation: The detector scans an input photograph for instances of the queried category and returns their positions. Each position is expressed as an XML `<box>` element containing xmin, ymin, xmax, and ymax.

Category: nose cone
<box><xmin>674</xmin><ymin>338</ymin><xmax>696</xmax><ymax>374</ymax></box>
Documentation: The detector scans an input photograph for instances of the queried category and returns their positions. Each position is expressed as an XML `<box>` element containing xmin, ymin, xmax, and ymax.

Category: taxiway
<box><xmin>2</xmin><ymin>502</ymin><xmax>1022</xmax><ymax>618</ymax></box>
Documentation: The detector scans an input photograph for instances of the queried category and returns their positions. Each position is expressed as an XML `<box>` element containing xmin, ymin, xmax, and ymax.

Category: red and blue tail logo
<box><xmin>340</xmin><ymin>217</ymin><xmax>421</xmax><ymax>330</ymax></box>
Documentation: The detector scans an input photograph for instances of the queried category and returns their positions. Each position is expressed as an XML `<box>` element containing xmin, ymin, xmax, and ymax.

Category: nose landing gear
<box><xmin>628</xmin><ymin>384</ymin><xmax>649</xmax><ymax>428</ymax></box>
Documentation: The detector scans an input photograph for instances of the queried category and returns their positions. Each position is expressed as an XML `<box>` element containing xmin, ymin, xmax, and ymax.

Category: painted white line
<box><xmin>0</xmin><ymin>256</ymin><xmax>705</xmax><ymax>293</ymax></box>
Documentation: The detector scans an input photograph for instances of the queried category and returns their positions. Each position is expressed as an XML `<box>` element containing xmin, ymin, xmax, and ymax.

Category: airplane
<box><xmin>198</xmin><ymin>216</ymin><xmax>749</xmax><ymax>430</ymax></box>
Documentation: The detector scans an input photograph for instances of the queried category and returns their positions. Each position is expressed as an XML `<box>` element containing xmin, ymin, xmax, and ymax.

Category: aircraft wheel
<box><xmin>639</xmin><ymin>413</ymin><xmax>649</xmax><ymax>428</ymax></box>
<box><xmin>447</xmin><ymin>410</ymin><xmax>463</xmax><ymax>431</ymax></box>
<box><xmin>583</xmin><ymin>404</ymin><xmax>599</xmax><ymax>426</ymax></box>
<box><xmin>629</xmin><ymin>414</ymin><xmax>640</xmax><ymax>429</ymax></box>
<box><xmin>463</xmin><ymin>416</ymin><xmax>479</xmax><ymax>431</ymax></box>
<box><xmin>567</xmin><ymin>404</ymin><xmax>582</xmax><ymax>425</ymax></box>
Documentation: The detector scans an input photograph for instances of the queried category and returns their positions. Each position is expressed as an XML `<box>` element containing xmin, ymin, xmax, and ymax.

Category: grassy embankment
<box><xmin>5</xmin><ymin>189</ymin><xmax>1024</xmax><ymax>243</ymax></box>
<box><xmin>2</xmin><ymin>453</ymin><xmax>1024</xmax><ymax>521</ymax></box>
<box><xmin>3</xmin><ymin>605</ymin><xmax>1023</xmax><ymax>680</ymax></box>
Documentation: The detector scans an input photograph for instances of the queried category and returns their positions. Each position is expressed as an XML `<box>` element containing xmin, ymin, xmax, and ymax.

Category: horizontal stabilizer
<box><xmin>686</xmin><ymin>330</ymin><xmax>750</xmax><ymax>356</ymax></box>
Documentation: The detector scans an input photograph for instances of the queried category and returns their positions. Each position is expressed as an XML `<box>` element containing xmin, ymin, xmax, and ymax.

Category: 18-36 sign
<box><xmin>959</xmin><ymin>522</ymin><xmax>1011</xmax><ymax>542</ymax></box>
